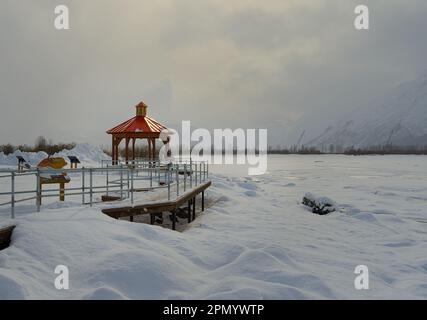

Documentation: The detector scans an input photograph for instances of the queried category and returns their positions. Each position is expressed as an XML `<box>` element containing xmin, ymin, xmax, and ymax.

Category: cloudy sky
<box><xmin>1</xmin><ymin>0</ymin><xmax>427</xmax><ymax>147</ymax></box>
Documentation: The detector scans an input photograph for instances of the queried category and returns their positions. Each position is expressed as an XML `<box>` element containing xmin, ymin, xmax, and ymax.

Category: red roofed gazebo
<box><xmin>107</xmin><ymin>101</ymin><xmax>168</xmax><ymax>164</ymax></box>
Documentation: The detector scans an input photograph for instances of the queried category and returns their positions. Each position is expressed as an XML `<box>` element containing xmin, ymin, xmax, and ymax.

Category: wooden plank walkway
<box><xmin>102</xmin><ymin>180</ymin><xmax>211</xmax><ymax>230</ymax></box>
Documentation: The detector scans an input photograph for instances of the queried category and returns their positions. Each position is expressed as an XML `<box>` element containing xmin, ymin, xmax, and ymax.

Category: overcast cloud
<box><xmin>1</xmin><ymin>0</ymin><xmax>427</xmax><ymax>146</ymax></box>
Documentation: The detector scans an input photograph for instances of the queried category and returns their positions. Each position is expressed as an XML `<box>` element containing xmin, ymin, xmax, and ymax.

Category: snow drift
<box><xmin>0</xmin><ymin>143</ymin><xmax>110</xmax><ymax>168</ymax></box>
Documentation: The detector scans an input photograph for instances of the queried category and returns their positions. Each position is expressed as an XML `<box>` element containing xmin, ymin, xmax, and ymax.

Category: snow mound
<box><xmin>55</xmin><ymin>143</ymin><xmax>111</xmax><ymax>167</ymax></box>
<box><xmin>0</xmin><ymin>150</ymin><xmax>48</xmax><ymax>167</ymax></box>
<box><xmin>0</xmin><ymin>143</ymin><xmax>110</xmax><ymax>168</ymax></box>
<box><xmin>302</xmin><ymin>192</ymin><xmax>336</xmax><ymax>215</ymax></box>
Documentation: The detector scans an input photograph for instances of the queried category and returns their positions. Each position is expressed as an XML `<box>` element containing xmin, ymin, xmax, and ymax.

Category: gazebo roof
<box><xmin>107</xmin><ymin>101</ymin><xmax>167</xmax><ymax>135</ymax></box>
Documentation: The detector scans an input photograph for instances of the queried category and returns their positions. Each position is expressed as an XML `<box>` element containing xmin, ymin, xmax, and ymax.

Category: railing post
<box><xmin>195</xmin><ymin>162</ymin><xmax>198</xmax><ymax>186</ymax></box>
<box><xmin>106</xmin><ymin>167</ymin><xmax>109</xmax><ymax>196</ymax></box>
<box><xmin>190</xmin><ymin>158</ymin><xmax>193</xmax><ymax>188</ymax></box>
<box><xmin>82</xmin><ymin>167</ymin><xmax>85</xmax><ymax>204</ymax></box>
<box><xmin>168</xmin><ymin>165</ymin><xmax>171</xmax><ymax>201</ymax></box>
<box><xmin>11</xmin><ymin>172</ymin><xmax>15</xmax><ymax>219</ymax></box>
<box><xmin>164</xmin><ymin>165</ymin><xmax>167</xmax><ymax>186</ymax></box>
<box><xmin>127</xmin><ymin>168</ymin><xmax>130</xmax><ymax>198</ymax></box>
<box><xmin>176</xmin><ymin>164</ymin><xmax>179</xmax><ymax>196</ymax></box>
<box><xmin>157</xmin><ymin>161</ymin><xmax>160</xmax><ymax>184</ymax></box>
<box><xmin>131</xmin><ymin>167</ymin><xmax>134</xmax><ymax>205</ymax></box>
<box><xmin>36</xmin><ymin>168</ymin><xmax>41</xmax><ymax>212</ymax></box>
<box><xmin>184</xmin><ymin>163</ymin><xmax>187</xmax><ymax>191</ymax></box>
<box><xmin>150</xmin><ymin>165</ymin><xmax>153</xmax><ymax>188</ymax></box>
<box><xmin>89</xmin><ymin>168</ymin><xmax>93</xmax><ymax>207</ymax></box>
<box><xmin>120</xmin><ymin>165</ymin><xmax>123</xmax><ymax>199</ymax></box>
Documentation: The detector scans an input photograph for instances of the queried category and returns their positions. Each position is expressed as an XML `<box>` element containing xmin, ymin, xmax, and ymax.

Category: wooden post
<box><xmin>59</xmin><ymin>182</ymin><xmax>65</xmax><ymax>201</ymax></box>
<box><xmin>187</xmin><ymin>200</ymin><xmax>191</xmax><ymax>223</ymax></box>
<box><xmin>152</xmin><ymin>138</ymin><xmax>156</xmax><ymax>160</ymax></box>
<box><xmin>202</xmin><ymin>191</ymin><xmax>204</xmax><ymax>211</ymax></box>
<box><xmin>192</xmin><ymin>196</ymin><xmax>196</xmax><ymax>221</ymax></box>
<box><xmin>117</xmin><ymin>137</ymin><xmax>120</xmax><ymax>164</ymax></box>
<box><xmin>112</xmin><ymin>136</ymin><xmax>116</xmax><ymax>165</ymax></box>
<box><xmin>132</xmin><ymin>138</ymin><xmax>136</xmax><ymax>161</ymax></box>
<box><xmin>148</xmin><ymin>138</ymin><xmax>152</xmax><ymax>160</ymax></box>
<box><xmin>116</xmin><ymin>138</ymin><xmax>119</xmax><ymax>164</ymax></box>
<box><xmin>113</xmin><ymin>137</ymin><xmax>121</xmax><ymax>165</ymax></box>
<box><xmin>125</xmin><ymin>137</ymin><xmax>130</xmax><ymax>163</ymax></box>
<box><xmin>172</xmin><ymin>209</ymin><xmax>177</xmax><ymax>230</ymax></box>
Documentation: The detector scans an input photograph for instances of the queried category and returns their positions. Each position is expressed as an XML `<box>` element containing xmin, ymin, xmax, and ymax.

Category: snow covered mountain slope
<box><xmin>286</xmin><ymin>73</ymin><xmax>427</xmax><ymax>149</ymax></box>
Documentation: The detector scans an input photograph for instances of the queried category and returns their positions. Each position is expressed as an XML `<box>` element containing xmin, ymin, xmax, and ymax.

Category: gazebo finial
<box><xmin>135</xmin><ymin>101</ymin><xmax>148</xmax><ymax>117</ymax></box>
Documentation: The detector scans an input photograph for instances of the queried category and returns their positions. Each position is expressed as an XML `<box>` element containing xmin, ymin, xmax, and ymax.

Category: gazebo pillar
<box><xmin>112</xmin><ymin>136</ymin><xmax>123</xmax><ymax>165</ymax></box>
<box><xmin>132</xmin><ymin>138</ymin><xmax>136</xmax><ymax>161</ymax></box>
<box><xmin>112</xmin><ymin>136</ymin><xmax>117</xmax><ymax>165</ymax></box>
<box><xmin>125</xmin><ymin>137</ymin><xmax>130</xmax><ymax>163</ymax></box>
<box><xmin>152</xmin><ymin>138</ymin><xmax>156</xmax><ymax>160</ymax></box>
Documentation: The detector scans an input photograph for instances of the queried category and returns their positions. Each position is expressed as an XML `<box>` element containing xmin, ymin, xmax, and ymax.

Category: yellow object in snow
<box><xmin>37</xmin><ymin>157</ymin><xmax>67</xmax><ymax>169</ymax></box>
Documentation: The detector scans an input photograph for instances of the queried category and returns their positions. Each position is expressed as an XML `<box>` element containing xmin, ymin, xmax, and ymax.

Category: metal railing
<box><xmin>0</xmin><ymin>158</ymin><xmax>209</xmax><ymax>219</ymax></box>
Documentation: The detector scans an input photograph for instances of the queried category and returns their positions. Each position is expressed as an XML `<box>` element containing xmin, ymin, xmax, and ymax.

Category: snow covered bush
<box><xmin>302</xmin><ymin>193</ymin><xmax>336</xmax><ymax>215</ymax></box>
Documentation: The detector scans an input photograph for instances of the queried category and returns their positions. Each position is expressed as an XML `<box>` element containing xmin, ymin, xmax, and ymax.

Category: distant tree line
<box><xmin>0</xmin><ymin>136</ymin><xmax>76</xmax><ymax>155</ymax></box>
<box><xmin>267</xmin><ymin>143</ymin><xmax>427</xmax><ymax>155</ymax></box>
<box><xmin>268</xmin><ymin>145</ymin><xmax>323</xmax><ymax>154</ymax></box>
<box><xmin>108</xmin><ymin>144</ymin><xmax>427</xmax><ymax>156</ymax></box>
<box><xmin>3</xmin><ymin>138</ymin><xmax>426</xmax><ymax>157</ymax></box>
<box><xmin>344</xmin><ymin>145</ymin><xmax>427</xmax><ymax>155</ymax></box>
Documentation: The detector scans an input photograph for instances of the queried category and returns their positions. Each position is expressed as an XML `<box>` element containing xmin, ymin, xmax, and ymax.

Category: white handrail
<box><xmin>0</xmin><ymin>159</ymin><xmax>209</xmax><ymax>219</ymax></box>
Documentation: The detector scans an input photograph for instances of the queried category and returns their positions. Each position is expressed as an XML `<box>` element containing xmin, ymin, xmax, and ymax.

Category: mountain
<box><xmin>283</xmin><ymin>72</ymin><xmax>427</xmax><ymax>150</ymax></box>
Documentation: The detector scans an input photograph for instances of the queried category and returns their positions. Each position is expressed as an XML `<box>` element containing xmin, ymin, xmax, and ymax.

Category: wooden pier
<box><xmin>102</xmin><ymin>180</ymin><xmax>211</xmax><ymax>230</ymax></box>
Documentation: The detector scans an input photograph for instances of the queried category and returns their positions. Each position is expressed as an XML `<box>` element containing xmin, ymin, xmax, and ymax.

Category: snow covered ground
<box><xmin>0</xmin><ymin>143</ymin><xmax>110</xmax><ymax>168</ymax></box>
<box><xmin>0</xmin><ymin>155</ymin><xmax>426</xmax><ymax>299</ymax></box>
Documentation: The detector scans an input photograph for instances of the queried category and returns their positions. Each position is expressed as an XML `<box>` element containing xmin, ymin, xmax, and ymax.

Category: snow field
<box><xmin>0</xmin><ymin>155</ymin><xmax>426</xmax><ymax>299</ymax></box>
